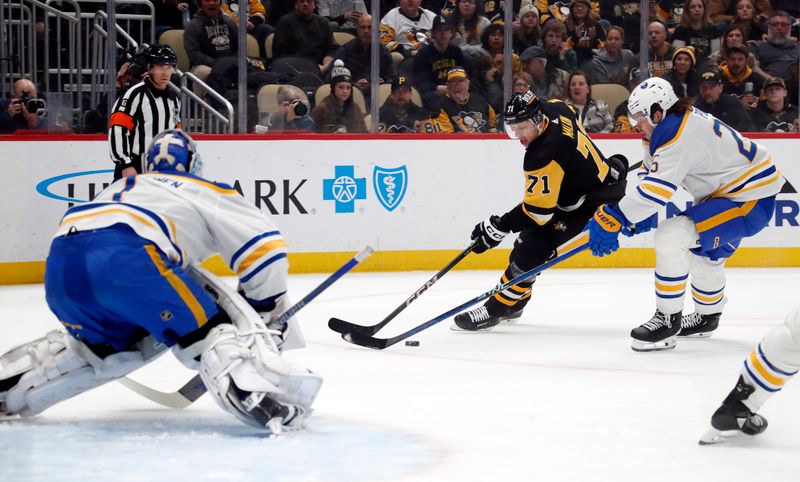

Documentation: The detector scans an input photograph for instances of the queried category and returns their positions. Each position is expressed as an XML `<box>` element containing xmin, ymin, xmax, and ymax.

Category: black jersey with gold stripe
<box><xmin>421</xmin><ymin>93</ymin><xmax>497</xmax><ymax>133</ymax></box>
<box><xmin>499</xmin><ymin>100</ymin><xmax>611</xmax><ymax>232</ymax></box>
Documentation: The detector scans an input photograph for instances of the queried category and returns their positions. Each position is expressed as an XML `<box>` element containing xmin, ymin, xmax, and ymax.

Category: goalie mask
<box><xmin>627</xmin><ymin>77</ymin><xmax>678</xmax><ymax>127</ymax></box>
<box><xmin>503</xmin><ymin>90</ymin><xmax>544</xmax><ymax>139</ymax></box>
<box><xmin>143</xmin><ymin>129</ymin><xmax>203</xmax><ymax>176</ymax></box>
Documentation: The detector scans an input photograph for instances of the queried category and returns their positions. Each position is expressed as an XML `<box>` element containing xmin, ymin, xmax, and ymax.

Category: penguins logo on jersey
<box><xmin>453</xmin><ymin>111</ymin><xmax>486</xmax><ymax>132</ymax></box>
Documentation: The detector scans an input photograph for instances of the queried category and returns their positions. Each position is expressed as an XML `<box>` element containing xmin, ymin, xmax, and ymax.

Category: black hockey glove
<box><xmin>471</xmin><ymin>215</ymin><xmax>509</xmax><ymax>253</ymax></box>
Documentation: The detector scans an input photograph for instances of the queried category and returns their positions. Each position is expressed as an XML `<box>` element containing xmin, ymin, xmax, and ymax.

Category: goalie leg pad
<box><xmin>199</xmin><ymin>323</ymin><xmax>322</xmax><ymax>432</ymax></box>
<box><xmin>0</xmin><ymin>331</ymin><xmax>158</xmax><ymax>416</ymax></box>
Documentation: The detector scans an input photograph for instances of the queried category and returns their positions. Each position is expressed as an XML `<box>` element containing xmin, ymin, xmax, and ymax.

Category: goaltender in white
<box><xmin>0</xmin><ymin>130</ymin><xmax>321</xmax><ymax>432</ymax></box>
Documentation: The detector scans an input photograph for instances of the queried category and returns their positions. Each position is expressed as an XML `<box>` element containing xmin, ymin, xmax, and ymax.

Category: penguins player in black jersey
<box><xmin>453</xmin><ymin>91</ymin><xmax>629</xmax><ymax>331</ymax></box>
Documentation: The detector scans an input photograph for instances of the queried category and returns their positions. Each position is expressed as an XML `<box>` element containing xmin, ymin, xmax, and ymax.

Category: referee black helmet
<box><xmin>144</xmin><ymin>44</ymin><xmax>178</xmax><ymax>67</ymax></box>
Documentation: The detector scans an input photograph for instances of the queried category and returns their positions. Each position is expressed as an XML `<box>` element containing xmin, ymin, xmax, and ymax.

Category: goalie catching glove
<box><xmin>471</xmin><ymin>215</ymin><xmax>509</xmax><ymax>253</ymax></box>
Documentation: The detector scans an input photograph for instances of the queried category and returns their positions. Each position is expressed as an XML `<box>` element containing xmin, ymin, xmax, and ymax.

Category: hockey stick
<box><xmin>340</xmin><ymin>233</ymin><xmax>589</xmax><ymax>350</ymax></box>
<box><xmin>118</xmin><ymin>376</ymin><xmax>203</xmax><ymax>409</ymax></box>
<box><xmin>328</xmin><ymin>239</ymin><xmax>478</xmax><ymax>337</ymax></box>
<box><xmin>120</xmin><ymin>246</ymin><xmax>374</xmax><ymax>408</ymax></box>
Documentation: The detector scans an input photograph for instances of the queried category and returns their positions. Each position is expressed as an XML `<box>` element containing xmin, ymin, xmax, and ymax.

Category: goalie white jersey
<box><xmin>379</xmin><ymin>7</ymin><xmax>436</xmax><ymax>53</ymax></box>
<box><xmin>619</xmin><ymin>108</ymin><xmax>784</xmax><ymax>223</ymax></box>
<box><xmin>54</xmin><ymin>173</ymin><xmax>288</xmax><ymax>303</ymax></box>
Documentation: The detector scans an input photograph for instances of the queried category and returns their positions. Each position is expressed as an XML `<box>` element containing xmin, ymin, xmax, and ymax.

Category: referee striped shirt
<box><xmin>108</xmin><ymin>80</ymin><xmax>181</xmax><ymax>172</ymax></box>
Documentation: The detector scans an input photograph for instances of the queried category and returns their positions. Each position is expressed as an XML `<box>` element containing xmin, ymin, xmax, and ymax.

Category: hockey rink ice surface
<box><xmin>1</xmin><ymin>267</ymin><xmax>799</xmax><ymax>482</ymax></box>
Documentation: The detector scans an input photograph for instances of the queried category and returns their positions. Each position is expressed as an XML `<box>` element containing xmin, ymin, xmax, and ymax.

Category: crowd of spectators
<box><xmin>3</xmin><ymin>0</ymin><xmax>800</xmax><ymax>135</ymax></box>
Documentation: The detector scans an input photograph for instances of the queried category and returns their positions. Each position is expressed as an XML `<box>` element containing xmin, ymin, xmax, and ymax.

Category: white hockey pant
<box><xmin>654</xmin><ymin>216</ymin><xmax>727</xmax><ymax>315</ymax></box>
<box><xmin>741</xmin><ymin>306</ymin><xmax>800</xmax><ymax>412</ymax></box>
<box><xmin>0</xmin><ymin>330</ymin><xmax>163</xmax><ymax>416</ymax></box>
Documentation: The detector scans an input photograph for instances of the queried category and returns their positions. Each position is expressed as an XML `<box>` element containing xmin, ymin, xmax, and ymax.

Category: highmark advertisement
<box><xmin>2</xmin><ymin>136</ymin><xmax>798</xmax><ymax>270</ymax></box>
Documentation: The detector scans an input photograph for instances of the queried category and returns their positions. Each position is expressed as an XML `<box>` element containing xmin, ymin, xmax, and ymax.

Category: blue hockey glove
<box><xmin>471</xmin><ymin>215</ymin><xmax>509</xmax><ymax>254</ymax></box>
<box><xmin>622</xmin><ymin>213</ymin><xmax>658</xmax><ymax>237</ymax></box>
<box><xmin>586</xmin><ymin>204</ymin><xmax>629</xmax><ymax>257</ymax></box>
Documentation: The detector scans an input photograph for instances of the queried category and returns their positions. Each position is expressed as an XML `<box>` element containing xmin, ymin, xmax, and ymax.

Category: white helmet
<box><xmin>627</xmin><ymin>77</ymin><xmax>678</xmax><ymax>127</ymax></box>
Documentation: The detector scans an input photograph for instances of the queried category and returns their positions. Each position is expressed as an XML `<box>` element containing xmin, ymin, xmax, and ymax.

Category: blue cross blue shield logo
<box><xmin>373</xmin><ymin>165</ymin><xmax>408</xmax><ymax>212</ymax></box>
<box><xmin>323</xmin><ymin>165</ymin><xmax>367</xmax><ymax>213</ymax></box>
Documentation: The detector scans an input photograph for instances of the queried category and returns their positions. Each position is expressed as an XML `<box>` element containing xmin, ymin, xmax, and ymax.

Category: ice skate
<box><xmin>451</xmin><ymin>305</ymin><xmax>523</xmax><ymax>332</ymax></box>
<box><xmin>630</xmin><ymin>310</ymin><xmax>682</xmax><ymax>351</ymax></box>
<box><xmin>699</xmin><ymin>376</ymin><xmax>768</xmax><ymax>444</ymax></box>
<box><xmin>678</xmin><ymin>312</ymin><xmax>720</xmax><ymax>338</ymax></box>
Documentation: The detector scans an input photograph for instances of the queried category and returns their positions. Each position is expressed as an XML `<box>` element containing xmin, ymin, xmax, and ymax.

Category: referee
<box><xmin>108</xmin><ymin>44</ymin><xmax>181</xmax><ymax>180</ymax></box>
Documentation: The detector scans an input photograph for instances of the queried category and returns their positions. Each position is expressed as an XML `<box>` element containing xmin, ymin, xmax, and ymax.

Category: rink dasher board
<box><xmin>1</xmin><ymin>133</ymin><xmax>798</xmax><ymax>283</ymax></box>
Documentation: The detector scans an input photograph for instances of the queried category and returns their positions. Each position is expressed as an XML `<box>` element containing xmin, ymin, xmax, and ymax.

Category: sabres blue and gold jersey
<box><xmin>54</xmin><ymin>172</ymin><xmax>289</xmax><ymax>305</ymax></box>
<box><xmin>618</xmin><ymin>108</ymin><xmax>784</xmax><ymax>224</ymax></box>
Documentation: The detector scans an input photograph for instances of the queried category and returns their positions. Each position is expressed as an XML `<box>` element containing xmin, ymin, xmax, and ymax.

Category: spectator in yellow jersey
<box><xmin>421</xmin><ymin>67</ymin><xmax>497</xmax><ymax>133</ymax></box>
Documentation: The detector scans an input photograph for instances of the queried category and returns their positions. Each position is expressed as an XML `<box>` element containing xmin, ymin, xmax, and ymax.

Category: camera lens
<box><xmin>292</xmin><ymin>100</ymin><xmax>308</xmax><ymax>116</ymax></box>
<box><xmin>26</xmin><ymin>99</ymin><xmax>45</xmax><ymax>114</ymax></box>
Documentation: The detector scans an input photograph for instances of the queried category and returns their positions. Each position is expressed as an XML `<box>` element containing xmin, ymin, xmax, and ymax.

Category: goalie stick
<box><xmin>340</xmin><ymin>233</ymin><xmax>589</xmax><ymax>350</ymax></box>
<box><xmin>120</xmin><ymin>246</ymin><xmax>375</xmax><ymax>408</ymax></box>
<box><xmin>328</xmin><ymin>239</ymin><xmax>478</xmax><ymax>337</ymax></box>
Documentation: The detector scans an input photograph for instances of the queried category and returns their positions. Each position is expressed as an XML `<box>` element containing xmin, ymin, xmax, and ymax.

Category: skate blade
<box><xmin>631</xmin><ymin>337</ymin><xmax>677</xmax><ymax>352</ymax></box>
<box><xmin>678</xmin><ymin>332</ymin><xmax>713</xmax><ymax>339</ymax></box>
<box><xmin>0</xmin><ymin>412</ymin><xmax>20</xmax><ymax>422</ymax></box>
<box><xmin>450</xmin><ymin>323</ymin><xmax>497</xmax><ymax>332</ymax></box>
<box><xmin>698</xmin><ymin>427</ymin><xmax>750</xmax><ymax>445</ymax></box>
<box><xmin>500</xmin><ymin>314</ymin><xmax>522</xmax><ymax>325</ymax></box>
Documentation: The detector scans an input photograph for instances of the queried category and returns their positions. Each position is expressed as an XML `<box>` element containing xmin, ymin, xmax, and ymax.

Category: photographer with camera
<box><xmin>108</xmin><ymin>44</ymin><xmax>181</xmax><ymax>180</ymax></box>
<box><xmin>0</xmin><ymin>79</ymin><xmax>47</xmax><ymax>134</ymax></box>
<box><xmin>265</xmin><ymin>85</ymin><xmax>316</xmax><ymax>132</ymax></box>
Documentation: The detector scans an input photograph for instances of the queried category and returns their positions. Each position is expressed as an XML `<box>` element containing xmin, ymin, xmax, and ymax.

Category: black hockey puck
<box><xmin>405</xmin><ymin>340</ymin><xmax>420</xmax><ymax>347</ymax></box>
